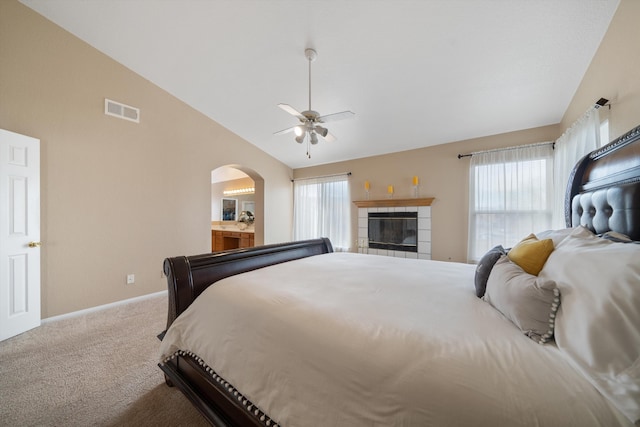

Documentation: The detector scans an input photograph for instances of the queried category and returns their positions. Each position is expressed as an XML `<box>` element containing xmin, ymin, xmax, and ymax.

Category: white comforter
<box><xmin>159</xmin><ymin>252</ymin><xmax>631</xmax><ymax>426</ymax></box>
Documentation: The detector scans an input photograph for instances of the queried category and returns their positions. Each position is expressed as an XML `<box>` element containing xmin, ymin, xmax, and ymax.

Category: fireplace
<box><xmin>368</xmin><ymin>212</ymin><xmax>418</xmax><ymax>252</ymax></box>
<box><xmin>354</xmin><ymin>198</ymin><xmax>432</xmax><ymax>260</ymax></box>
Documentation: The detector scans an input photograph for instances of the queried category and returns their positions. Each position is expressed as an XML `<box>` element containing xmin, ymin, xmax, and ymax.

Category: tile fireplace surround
<box><xmin>354</xmin><ymin>198</ymin><xmax>433</xmax><ymax>260</ymax></box>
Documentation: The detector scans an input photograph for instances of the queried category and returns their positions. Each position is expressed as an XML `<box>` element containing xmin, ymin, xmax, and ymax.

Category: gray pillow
<box><xmin>483</xmin><ymin>256</ymin><xmax>560</xmax><ymax>344</ymax></box>
<box><xmin>599</xmin><ymin>230</ymin><xmax>633</xmax><ymax>243</ymax></box>
<box><xmin>474</xmin><ymin>245</ymin><xmax>506</xmax><ymax>298</ymax></box>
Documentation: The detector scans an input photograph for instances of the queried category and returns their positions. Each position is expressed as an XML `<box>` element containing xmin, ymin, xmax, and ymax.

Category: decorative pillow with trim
<box><xmin>507</xmin><ymin>233</ymin><xmax>554</xmax><ymax>275</ymax></box>
<box><xmin>484</xmin><ymin>256</ymin><xmax>560</xmax><ymax>344</ymax></box>
<box><xmin>474</xmin><ymin>245</ymin><xmax>506</xmax><ymax>298</ymax></box>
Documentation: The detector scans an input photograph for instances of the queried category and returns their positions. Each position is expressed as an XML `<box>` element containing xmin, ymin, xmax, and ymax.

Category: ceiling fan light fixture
<box><xmin>275</xmin><ymin>47</ymin><xmax>355</xmax><ymax>158</ymax></box>
<box><xmin>315</xmin><ymin>126</ymin><xmax>328</xmax><ymax>138</ymax></box>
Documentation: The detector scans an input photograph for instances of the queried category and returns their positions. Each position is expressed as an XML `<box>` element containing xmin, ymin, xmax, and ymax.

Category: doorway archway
<box><xmin>211</xmin><ymin>165</ymin><xmax>265</xmax><ymax>248</ymax></box>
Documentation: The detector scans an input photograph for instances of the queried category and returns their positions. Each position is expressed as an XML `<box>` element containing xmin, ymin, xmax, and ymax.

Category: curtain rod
<box><xmin>555</xmin><ymin>104</ymin><xmax>602</xmax><ymax>143</ymax></box>
<box><xmin>291</xmin><ymin>172</ymin><xmax>351</xmax><ymax>182</ymax></box>
<box><xmin>457</xmin><ymin>141</ymin><xmax>554</xmax><ymax>159</ymax></box>
<box><xmin>459</xmin><ymin>98</ymin><xmax>609</xmax><ymax>159</ymax></box>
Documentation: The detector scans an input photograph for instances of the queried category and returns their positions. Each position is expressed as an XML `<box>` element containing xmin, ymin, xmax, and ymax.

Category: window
<box><xmin>468</xmin><ymin>144</ymin><xmax>554</xmax><ymax>262</ymax></box>
<box><xmin>551</xmin><ymin>107</ymin><xmax>602</xmax><ymax>228</ymax></box>
<box><xmin>293</xmin><ymin>174</ymin><xmax>351</xmax><ymax>251</ymax></box>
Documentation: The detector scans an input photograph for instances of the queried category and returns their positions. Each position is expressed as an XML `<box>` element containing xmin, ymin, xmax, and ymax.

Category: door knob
<box><xmin>28</xmin><ymin>241</ymin><xmax>42</xmax><ymax>248</ymax></box>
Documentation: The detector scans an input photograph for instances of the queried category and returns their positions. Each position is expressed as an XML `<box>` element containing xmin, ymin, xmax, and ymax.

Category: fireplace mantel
<box><xmin>353</xmin><ymin>197</ymin><xmax>434</xmax><ymax>208</ymax></box>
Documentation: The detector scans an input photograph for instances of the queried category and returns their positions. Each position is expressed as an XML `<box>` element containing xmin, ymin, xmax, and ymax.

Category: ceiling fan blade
<box><xmin>317</xmin><ymin>110</ymin><xmax>355</xmax><ymax>123</ymax></box>
<box><xmin>321</xmin><ymin>131</ymin><xmax>337</xmax><ymax>143</ymax></box>
<box><xmin>273</xmin><ymin>126</ymin><xmax>298</xmax><ymax>136</ymax></box>
<box><xmin>278</xmin><ymin>103</ymin><xmax>306</xmax><ymax>120</ymax></box>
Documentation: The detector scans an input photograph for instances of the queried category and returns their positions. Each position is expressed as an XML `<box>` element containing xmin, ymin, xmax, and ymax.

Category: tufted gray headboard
<box><xmin>565</xmin><ymin>124</ymin><xmax>640</xmax><ymax>241</ymax></box>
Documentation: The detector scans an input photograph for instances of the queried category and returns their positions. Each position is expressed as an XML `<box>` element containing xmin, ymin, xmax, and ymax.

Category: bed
<box><xmin>158</xmin><ymin>124</ymin><xmax>640</xmax><ymax>427</ymax></box>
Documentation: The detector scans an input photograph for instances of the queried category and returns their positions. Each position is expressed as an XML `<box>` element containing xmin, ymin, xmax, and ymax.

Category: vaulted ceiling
<box><xmin>21</xmin><ymin>0</ymin><xmax>620</xmax><ymax>168</ymax></box>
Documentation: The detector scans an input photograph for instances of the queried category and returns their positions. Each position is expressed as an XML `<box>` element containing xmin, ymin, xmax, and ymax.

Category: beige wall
<box><xmin>294</xmin><ymin>0</ymin><xmax>640</xmax><ymax>264</ymax></box>
<box><xmin>0</xmin><ymin>1</ymin><xmax>293</xmax><ymax>317</ymax></box>
<box><xmin>2</xmin><ymin>0</ymin><xmax>638</xmax><ymax>317</ymax></box>
<box><xmin>293</xmin><ymin>124</ymin><xmax>560</xmax><ymax>262</ymax></box>
<box><xmin>561</xmin><ymin>0</ymin><xmax>640</xmax><ymax>140</ymax></box>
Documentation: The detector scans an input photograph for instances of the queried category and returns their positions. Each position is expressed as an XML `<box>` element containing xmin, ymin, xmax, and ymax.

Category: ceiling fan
<box><xmin>274</xmin><ymin>48</ymin><xmax>355</xmax><ymax>158</ymax></box>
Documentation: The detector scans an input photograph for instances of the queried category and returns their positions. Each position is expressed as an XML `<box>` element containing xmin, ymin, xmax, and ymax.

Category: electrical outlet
<box><xmin>127</xmin><ymin>274</ymin><xmax>135</xmax><ymax>285</ymax></box>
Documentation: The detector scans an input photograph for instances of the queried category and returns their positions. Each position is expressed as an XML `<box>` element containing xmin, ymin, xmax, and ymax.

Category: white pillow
<box><xmin>535</xmin><ymin>225</ymin><xmax>590</xmax><ymax>246</ymax></box>
<box><xmin>539</xmin><ymin>226</ymin><xmax>640</xmax><ymax>423</ymax></box>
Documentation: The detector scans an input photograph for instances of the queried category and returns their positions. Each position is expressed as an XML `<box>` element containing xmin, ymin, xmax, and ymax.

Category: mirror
<box><xmin>221</xmin><ymin>198</ymin><xmax>238</xmax><ymax>221</ymax></box>
<box><xmin>242</xmin><ymin>201</ymin><xmax>255</xmax><ymax>215</ymax></box>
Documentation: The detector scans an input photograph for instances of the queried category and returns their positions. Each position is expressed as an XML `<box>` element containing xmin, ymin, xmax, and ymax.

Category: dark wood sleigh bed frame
<box><xmin>158</xmin><ymin>124</ymin><xmax>640</xmax><ymax>427</ymax></box>
<box><xmin>159</xmin><ymin>238</ymin><xmax>334</xmax><ymax>426</ymax></box>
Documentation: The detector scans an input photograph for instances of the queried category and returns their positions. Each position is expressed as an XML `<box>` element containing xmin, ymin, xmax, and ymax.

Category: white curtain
<box><xmin>293</xmin><ymin>174</ymin><xmax>351</xmax><ymax>251</ymax></box>
<box><xmin>468</xmin><ymin>143</ymin><xmax>554</xmax><ymax>262</ymax></box>
<box><xmin>552</xmin><ymin>107</ymin><xmax>601</xmax><ymax>228</ymax></box>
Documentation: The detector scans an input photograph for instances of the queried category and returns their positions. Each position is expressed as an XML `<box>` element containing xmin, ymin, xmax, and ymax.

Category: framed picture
<box><xmin>221</xmin><ymin>198</ymin><xmax>238</xmax><ymax>221</ymax></box>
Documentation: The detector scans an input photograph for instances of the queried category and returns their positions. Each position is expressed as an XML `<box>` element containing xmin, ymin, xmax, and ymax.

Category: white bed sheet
<box><xmin>159</xmin><ymin>252</ymin><xmax>632</xmax><ymax>426</ymax></box>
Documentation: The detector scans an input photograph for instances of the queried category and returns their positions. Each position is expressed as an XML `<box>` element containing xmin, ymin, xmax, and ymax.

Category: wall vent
<box><xmin>104</xmin><ymin>98</ymin><xmax>140</xmax><ymax>123</ymax></box>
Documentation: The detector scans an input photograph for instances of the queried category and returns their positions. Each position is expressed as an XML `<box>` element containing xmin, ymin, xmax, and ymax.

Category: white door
<box><xmin>0</xmin><ymin>129</ymin><xmax>41</xmax><ymax>341</ymax></box>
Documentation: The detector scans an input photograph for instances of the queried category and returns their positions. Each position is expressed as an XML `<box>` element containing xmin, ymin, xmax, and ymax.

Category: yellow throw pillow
<box><xmin>507</xmin><ymin>234</ymin><xmax>554</xmax><ymax>276</ymax></box>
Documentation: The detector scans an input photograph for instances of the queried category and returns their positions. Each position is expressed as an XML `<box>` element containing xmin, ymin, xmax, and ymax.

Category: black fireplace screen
<box><xmin>368</xmin><ymin>212</ymin><xmax>418</xmax><ymax>252</ymax></box>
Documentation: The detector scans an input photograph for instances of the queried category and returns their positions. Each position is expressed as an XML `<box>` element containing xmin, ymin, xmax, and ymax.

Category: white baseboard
<box><xmin>42</xmin><ymin>290</ymin><xmax>167</xmax><ymax>324</ymax></box>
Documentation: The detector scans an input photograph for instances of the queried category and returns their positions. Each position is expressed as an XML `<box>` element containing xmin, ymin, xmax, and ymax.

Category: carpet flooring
<box><xmin>0</xmin><ymin>293</ymin><xmax>209</xmax><ymax>426</ymax></box>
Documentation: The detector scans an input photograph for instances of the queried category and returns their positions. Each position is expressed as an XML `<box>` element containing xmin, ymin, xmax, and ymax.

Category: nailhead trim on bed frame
<box><xmin>161</xmin><ymin>350</ymin><xmax>281</xmax><ymax>427</ymax></box>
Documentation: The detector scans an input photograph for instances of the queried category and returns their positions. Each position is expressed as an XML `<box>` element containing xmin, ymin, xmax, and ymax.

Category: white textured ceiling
<box><xmin>21</xmin><ymin>0</ymin><xmax>620</xmax><ymax>169</ymax></box>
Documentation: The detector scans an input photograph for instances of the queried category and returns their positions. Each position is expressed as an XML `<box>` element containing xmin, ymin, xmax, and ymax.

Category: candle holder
<box><xmin>365</xmin><ymin>190</ymin><xmax>370</xmax><ymax>200</ymax></box>
<box><xmin>413</xmin><ymin>185</ymin><xmax>419</xmax><ymax>198</ymax></box>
